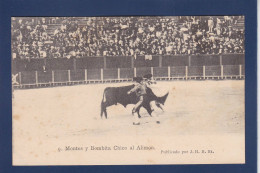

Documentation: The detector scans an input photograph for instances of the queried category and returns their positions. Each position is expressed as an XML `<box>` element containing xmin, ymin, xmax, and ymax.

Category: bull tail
<box><xmin>157</xmin><ymin>92</ymin><xmax>169</xmax><ymax>105</ymax></box>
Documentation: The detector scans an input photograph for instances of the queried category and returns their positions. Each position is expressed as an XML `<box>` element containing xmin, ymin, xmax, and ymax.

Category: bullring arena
<box><xmin>12</xmin><ymin>16</ymin><xmax>245</xmax><ymax>165</ymax></box>
<box><xmin>13</xmin><ymin>80</ymin><xmax>244</xmax><ymax>136</ymax></box>
<box><xmin>12</xmin><ymin>79</ymin><xmax>245</xmax><ymax>165</ymax></box>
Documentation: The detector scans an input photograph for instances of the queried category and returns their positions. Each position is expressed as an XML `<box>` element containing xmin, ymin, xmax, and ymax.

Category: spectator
<box><xmin>11</xmin><ymin>16</ymin><xmax>245</xmax><ymax>60</ymax></box>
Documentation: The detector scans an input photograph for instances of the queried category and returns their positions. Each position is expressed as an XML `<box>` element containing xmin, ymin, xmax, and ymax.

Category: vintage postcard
<box><xmin>12</xmin><ymin>16</ymin><xmax>245</xmax><ymax>165</ymax></box>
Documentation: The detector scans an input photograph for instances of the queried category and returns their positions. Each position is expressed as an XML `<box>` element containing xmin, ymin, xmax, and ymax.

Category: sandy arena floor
<box><xmin>12</xmin><ymin>80</ymin><xmax>245</xmax><ymax>165</ymax></box>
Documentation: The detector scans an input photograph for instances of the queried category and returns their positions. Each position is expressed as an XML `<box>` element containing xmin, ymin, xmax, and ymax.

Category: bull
<box><xmin>100</xmin><ymin>84</ymin><xmax>169</xmax><ymax>119</ymax></box>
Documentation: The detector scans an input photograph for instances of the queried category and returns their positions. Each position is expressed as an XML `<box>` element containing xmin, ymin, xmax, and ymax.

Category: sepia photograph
<box><xmin>11</xmin><ymin>16</ymin><xmax>245</xmax><ymax>165</ymax></box>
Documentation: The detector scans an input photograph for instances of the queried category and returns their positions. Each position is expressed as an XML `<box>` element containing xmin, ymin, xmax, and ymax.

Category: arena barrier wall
<box><xmin>12</xmin><ymin>54</ymin><xmax>245</xmax><ymax>72</ymax></box>
<box><xmin>13</xmin><ymin>65</ymin><xmax>245</xmax><ymax>89</ymax></box>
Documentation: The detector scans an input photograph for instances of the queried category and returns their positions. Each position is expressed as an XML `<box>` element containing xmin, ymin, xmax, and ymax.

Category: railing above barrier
<box><xmin>13</xmin><ymin>65</ymin><xmax>245</xmax><ymax>89</ymax></box>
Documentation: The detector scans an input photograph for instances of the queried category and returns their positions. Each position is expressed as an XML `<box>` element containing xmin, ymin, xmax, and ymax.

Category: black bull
<box><xmin>101</xmin><ymin>84</ymin><xmax>169</xmax><ymax>118</ymax></box>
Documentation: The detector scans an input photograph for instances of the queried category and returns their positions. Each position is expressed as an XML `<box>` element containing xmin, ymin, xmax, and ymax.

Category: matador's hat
<box><xmin>143</xmin><ymin>74</ymin><xmax>153</xmax><ymax>79</ymax></box>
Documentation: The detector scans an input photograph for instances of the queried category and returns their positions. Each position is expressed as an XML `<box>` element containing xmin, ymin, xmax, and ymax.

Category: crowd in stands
<box><xmin>11</xmin><ymin>16</ymin><xmax>244</xmax><ymax>59</ymax></box>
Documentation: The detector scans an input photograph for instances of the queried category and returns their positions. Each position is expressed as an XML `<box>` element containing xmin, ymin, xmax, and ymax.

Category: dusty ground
<box><xmin>12</xmin><ymin>80</ymin><xmax>245</xmax><ymax>165</ymax></box>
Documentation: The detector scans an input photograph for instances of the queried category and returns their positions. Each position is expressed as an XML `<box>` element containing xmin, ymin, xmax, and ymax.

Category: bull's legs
<box><xmin>155</xmin><ymin>101</ymin><xmax>164</xmax><ymax>112</ymax></box>
<box><xmin>101</xmin><ymin>102</ymin><xmax>104</xmax><ymax>119</ymax></box>
<box><xmin>143</xmin><ymin>103</ymin><xmax>152</xmax><ymax>115</ymax></box>
<box><xmin>101</xmin><ymin>102</ymin><xmax>108</xmax><ymax>119</ymax></box>
<box><xmin>104</xmin><ymin>108</ymin><xmax>108</xmax><ymax>119</ymax></box>
<box><xmin>143</xmin><ymin>103</ymin><xmax>160</xmax><ymax>124</ymax></box>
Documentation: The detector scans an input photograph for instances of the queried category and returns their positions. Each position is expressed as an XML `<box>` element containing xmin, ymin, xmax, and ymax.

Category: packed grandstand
<box><xmin>11</xmin><ymin>16</ymin><xmax>244</xmax><ymax>60</ymax></box>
